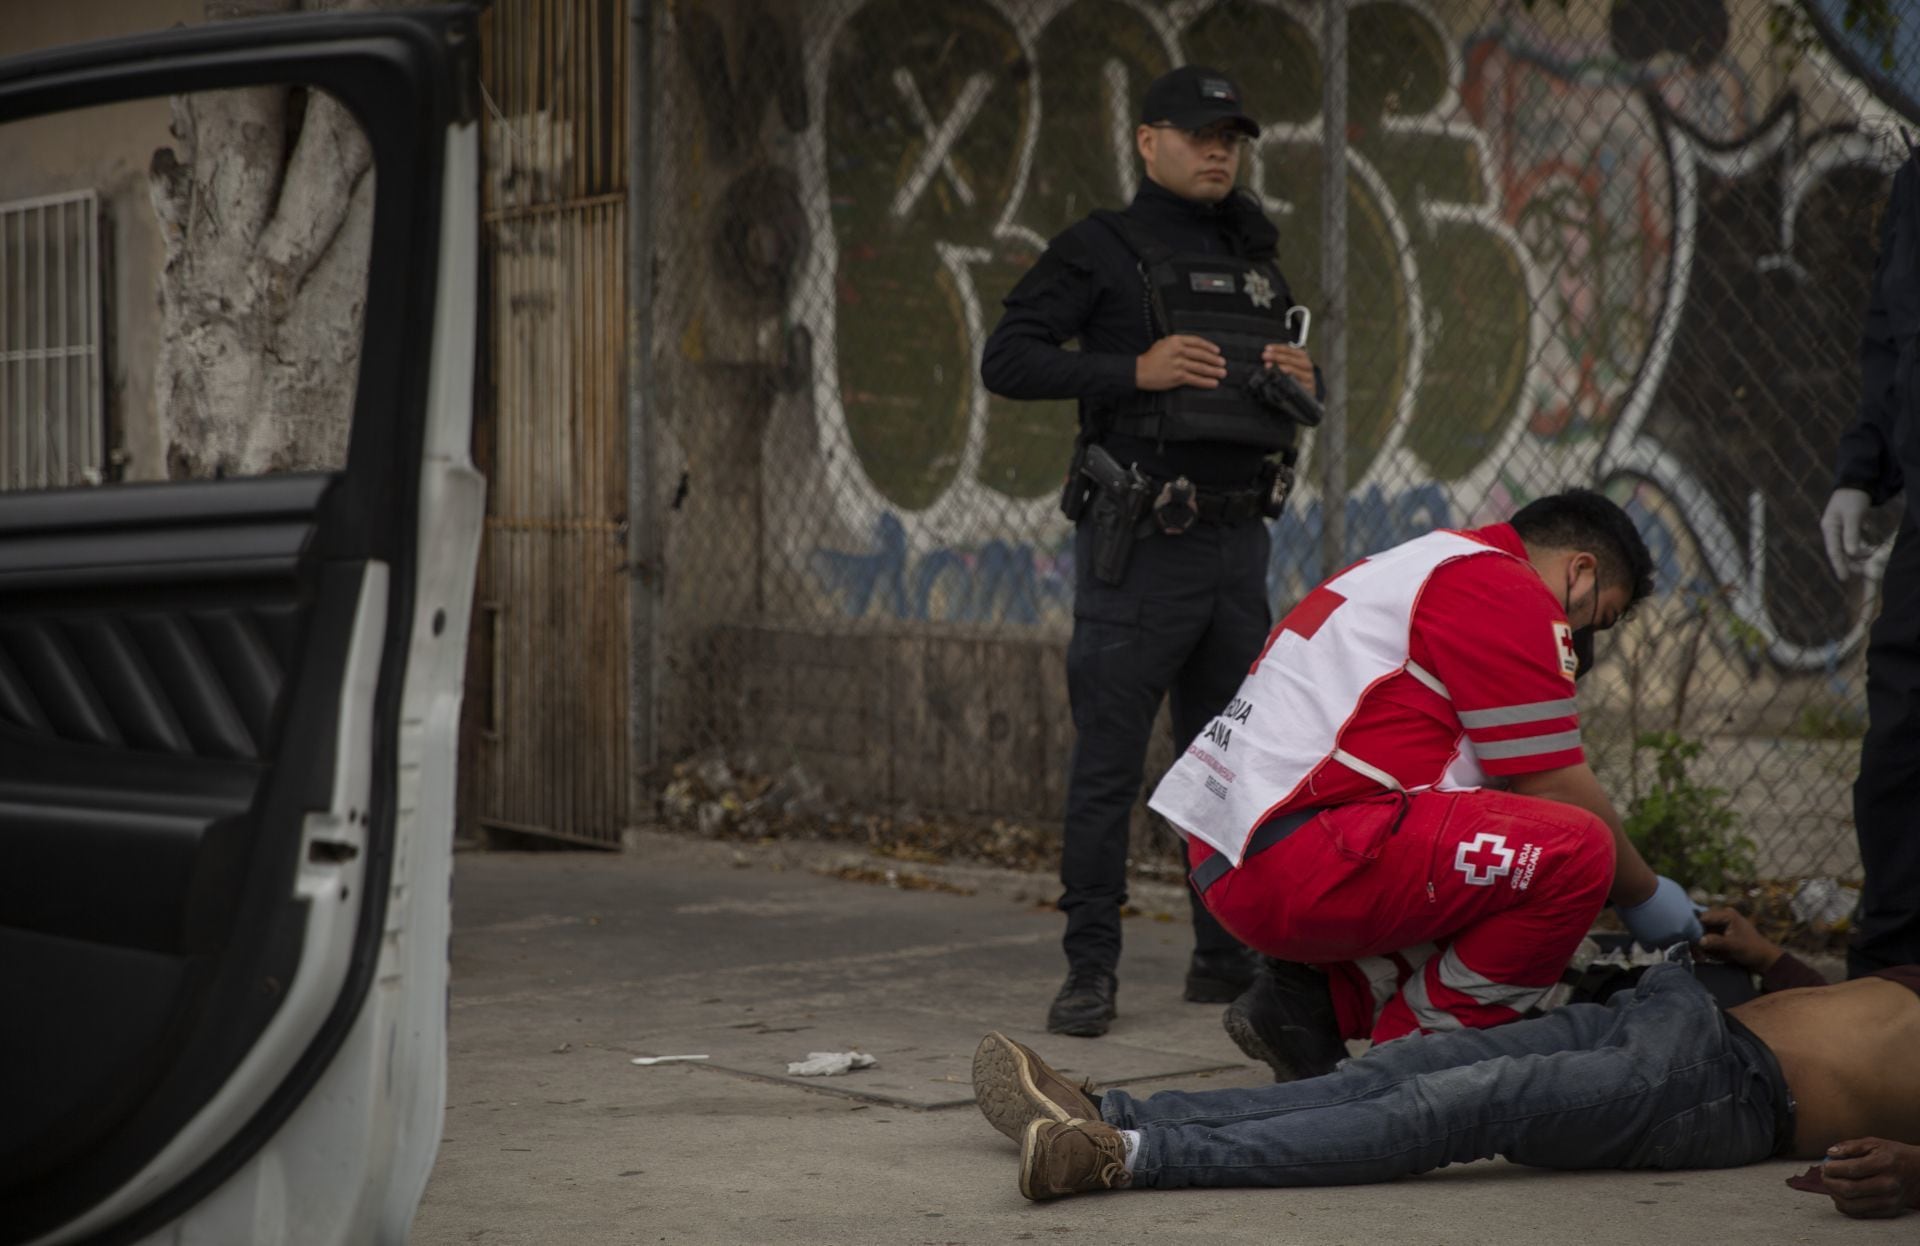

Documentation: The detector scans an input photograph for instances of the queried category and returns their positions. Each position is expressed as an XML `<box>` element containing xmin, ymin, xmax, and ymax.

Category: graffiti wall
<box><xmin>753</xmin><ymin>0</ymin><xmax>1904</xmax><ymax>644</ymax></box>
<box><xmin>652</xmin><ymin>0</ymin><xmax>1918</xmax><ymax>868</ymax></box>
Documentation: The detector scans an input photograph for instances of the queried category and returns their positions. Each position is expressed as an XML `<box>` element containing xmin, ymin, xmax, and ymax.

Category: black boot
<box><xmin>1223</xmin><ymin>958</ymin><xmax>1346</xmax><ymax>1081</ymax></box>
<box><xmin>1183</xmin><ymin>947</ymin><xmax>1258</xmax><ymax>1003</ymax></box>
<box><xmin>1047</xmin><ymin>966</ymin><xmax>1118</xmax><ymax>1037</ymax></box>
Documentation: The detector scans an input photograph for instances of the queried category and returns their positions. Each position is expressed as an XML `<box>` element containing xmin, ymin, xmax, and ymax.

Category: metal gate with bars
<box><xmin>0</xmin><ymin>191</ymin><xmax>103</xmax><ymax>491</ymax></box>
<box><xmin>468</xmin><ymin>0</ymin><xmax>631</xmax><ymax>846</ymax></box>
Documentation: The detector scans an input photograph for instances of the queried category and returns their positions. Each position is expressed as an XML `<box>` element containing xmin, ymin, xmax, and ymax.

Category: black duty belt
<box><xmin>1189</xmin><ymin>806</ymin><xmax>1322</xmax><ymax>895</ymax></box>
<box><xmin>1139</xmin><ymin>477</ymin><xmax>1266</xmax><ymax>531</ymax></box>
<box><xmin>1188</xmin><ymin>486</ymin><xmax>1266</xmax><ymax>525</ymax></box>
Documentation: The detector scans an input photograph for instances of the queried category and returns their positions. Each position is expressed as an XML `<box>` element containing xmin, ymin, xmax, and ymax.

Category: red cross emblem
<box><xmin>1455</xmin><ymin>832</ymin><xmax>1515</xmax><ymax>887</ymax></box>
<box><xmin>1252</xmin><ymin>585</ymin><xmax>1348</xmax><ymax>673</ymax></box>
<box><xmin>1552</xmin><ymin>620</ymin><xmax>1577</xmax><ymax>681</ymax></box>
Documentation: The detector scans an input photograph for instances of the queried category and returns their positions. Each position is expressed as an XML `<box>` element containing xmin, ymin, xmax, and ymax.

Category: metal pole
<box><xmin>626</xmin><ymin>0</ymin><xmax>661</xmax><ymax>821</ymax></box>
<box><xmin>1320</xmin><ymin>0</ymin><xmax>1348</xmax><ymax>573</ymax></box>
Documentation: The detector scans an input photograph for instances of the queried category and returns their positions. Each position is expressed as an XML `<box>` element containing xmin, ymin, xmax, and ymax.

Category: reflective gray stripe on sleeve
<box><xmin>1457</xmin><ymin>697</ymin><xmax>1577</xmax><ymax>729</ymax></box>
<box><xmin>1404</xmin><ymin>660</ymin><xmax>1450</xmax><ymax>700</ymax></box>
<box><xmin>1473</xmin><ymin>728</ymin><xmax>1583</xmax><ymax>760</ymax></box>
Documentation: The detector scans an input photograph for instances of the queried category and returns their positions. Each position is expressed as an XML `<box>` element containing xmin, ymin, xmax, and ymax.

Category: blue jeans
<box><xmin>1101</xmin><ymin>964</ymin><xmax>1787</xmax><ymax>1188</ymax></box>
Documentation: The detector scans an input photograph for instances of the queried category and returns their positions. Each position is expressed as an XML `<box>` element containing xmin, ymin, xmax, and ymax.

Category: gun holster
<box><xmin>1060</xmin><ymin>435</ymin><xmax>1094</xmax><ymax>522</ymax></box>
<box><xmin>1080</xmin><ymin>444</ymin><xmax>1153</xmax><ymax>586</ymax></box>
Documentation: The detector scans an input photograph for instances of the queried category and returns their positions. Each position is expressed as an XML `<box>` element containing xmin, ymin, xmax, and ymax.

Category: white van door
<box><xmin>0</xmin><ymin>9</ymin><xmax>481</xmax><ymax>1243</ymax></box>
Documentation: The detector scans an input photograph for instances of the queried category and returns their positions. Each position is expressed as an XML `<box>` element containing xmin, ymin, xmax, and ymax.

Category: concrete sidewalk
<box><xmin>412</xmin><ymin>831</ymin><xmax>1897</xmax><ymax>1245</ymax></box>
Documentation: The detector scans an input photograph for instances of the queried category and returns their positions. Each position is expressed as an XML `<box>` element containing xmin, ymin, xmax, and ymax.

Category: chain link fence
<box><xmin>640</xmin><ymin>0</ymin><xmax>1917</xmax><ymax>886</ymax></box>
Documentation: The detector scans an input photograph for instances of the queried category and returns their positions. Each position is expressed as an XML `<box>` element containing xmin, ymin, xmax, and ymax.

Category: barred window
<box><xmin>0</xmin><ymin>191</ymin><xmax>103</xmax><ymax>490</ymax></box>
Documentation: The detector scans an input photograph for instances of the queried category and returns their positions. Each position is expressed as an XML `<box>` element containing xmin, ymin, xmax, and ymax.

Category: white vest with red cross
<box><xmin>1149</xmin><ymin>529</ymin><xmax>1521</xmax><ymax>865</ymax></box>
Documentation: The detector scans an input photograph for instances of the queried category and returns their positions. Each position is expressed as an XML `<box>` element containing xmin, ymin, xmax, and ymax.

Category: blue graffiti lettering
<box><xmin>817</xmin><ymin>481</ymin><xmax>1765</xmax><ymax>627</ymax></box>
<box><xmin>813</xmin><ymin>513</ymin><xmax>1075</xmax><ymax>624</ymax></box>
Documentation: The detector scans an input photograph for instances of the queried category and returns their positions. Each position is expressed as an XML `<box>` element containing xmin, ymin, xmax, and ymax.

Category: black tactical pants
<box><xmin>1060</xmin><ymin>514</ymin><xmax>1271</xmax><ymax>973</ymax></box>
<box><xmin>1852</xmin><ymin>507</ymin><xmax>1920</xmax><ymax>975</ymax></box>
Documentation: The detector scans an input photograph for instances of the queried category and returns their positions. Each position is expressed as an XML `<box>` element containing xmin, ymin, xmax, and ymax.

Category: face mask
<box><xmin>1564</xmin><ymin>566</ymin><xmax>1602</xmax><ymax>680</ymax></box>
<box><xmin>1570</xmin><ymin>626</ymin><xmax>1595</xmax><ymax>680</ymax></box>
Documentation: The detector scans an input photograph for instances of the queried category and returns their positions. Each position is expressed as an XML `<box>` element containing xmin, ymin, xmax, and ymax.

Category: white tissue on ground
<box><xmin>1789</xmin><ymin>878</ymin><xmax>1855</xmax><ymax>929</ymax></box>
<box><xmin>786</xmin><ymin>1050</ymin><xmax>878</xmax><ymax>1076</ymax></box>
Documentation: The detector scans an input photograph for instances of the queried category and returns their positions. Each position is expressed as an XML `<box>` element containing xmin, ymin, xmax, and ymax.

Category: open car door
<box><xmin>0</xmin><ymin>9</ymin><xmax>481</xmax><ymax>1244</ymax></box>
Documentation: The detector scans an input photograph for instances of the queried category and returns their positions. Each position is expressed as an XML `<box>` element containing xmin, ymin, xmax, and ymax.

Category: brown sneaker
<box><xmin>1018</xmin><ymin>1118</ymin><xmax>1132</xmax><ymax>1201</ymax></box>
<box><xmin>971</xmin><ymin>1032</ymin><xmax>1100</xmax><ymax>1142</ymax></box>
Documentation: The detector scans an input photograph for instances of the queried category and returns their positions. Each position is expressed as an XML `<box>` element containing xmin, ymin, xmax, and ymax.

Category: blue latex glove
<box><xmin>1618</xmin><ymin>875</ymin><xmax>1704</xmax><ymax>946</ymax></box>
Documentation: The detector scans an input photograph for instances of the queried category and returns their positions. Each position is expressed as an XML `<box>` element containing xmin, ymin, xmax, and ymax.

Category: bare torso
<box><xmin>1731</xmin><ymin>978</ymin><xmax>1920</xmax><ymax>1159</ymax></box>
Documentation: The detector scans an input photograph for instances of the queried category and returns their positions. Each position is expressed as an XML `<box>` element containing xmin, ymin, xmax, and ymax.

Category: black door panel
<box><xmin>0</xmin><ymin>927</ymin><xmax>197</xmax><ymax>1189</ymax></box>
<box><xmin>0</xmin><ymin>804</ymin><xmax>246</xmax><ymax>951</ymax></box>
<box><xmin>0</xmin><ymin>474</ymin><xmax>330</xmax><ymax>589</ymax></box>
<box><xmin>0</xmin><ymin>475</ymin><xmax>367</xmax><ymax>1232</ymax></box>
<box><xmin>0</xmin><ymin>606</ymin><xmax>303</xmax><ymax>756</ymax></box>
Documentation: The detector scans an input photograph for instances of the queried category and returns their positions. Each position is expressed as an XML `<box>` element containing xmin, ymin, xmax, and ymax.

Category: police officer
<box><xmin>981</xmin><ymin>66</ymin><xmax>1321</xmax><ymax>1037</ymax></box>
<box><xmin>1822</xmin><ymin>135</ymin><xmax>1920</xmax><ymax>978</ymax></box>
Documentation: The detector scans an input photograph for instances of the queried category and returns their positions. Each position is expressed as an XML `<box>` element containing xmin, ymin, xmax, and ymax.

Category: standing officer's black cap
<box><xmin>1138</xmin><ymin>66</ymin><xmax>1259</xmax><ymax>138</ymax></box>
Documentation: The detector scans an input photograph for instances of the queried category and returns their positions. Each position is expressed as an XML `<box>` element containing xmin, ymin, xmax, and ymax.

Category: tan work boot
<box><xmin>1018</xmin><ymin>1118</ymin><xmax>1133</xmax><ymax>1201</ymax></box>
<box><xmin>972</xmin><ymin>1032</ymin><xmax>1100</xmax><ymax>1142</ymax></box>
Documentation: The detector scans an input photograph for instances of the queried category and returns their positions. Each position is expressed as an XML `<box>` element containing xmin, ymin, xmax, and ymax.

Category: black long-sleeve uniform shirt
<box><xmin>1836</xmin><ymin>147</ymin><xmax>1919</xmax><ymax>508</ymax></box>
<box><xmin>981</xmin><ymin>178</ymin><xmax>1308</xmax><ymax>489</ymax></box>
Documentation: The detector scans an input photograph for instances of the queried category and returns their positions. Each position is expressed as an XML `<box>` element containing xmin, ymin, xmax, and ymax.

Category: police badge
<box><xmin>1244</xmin><ymin>270</ymin><xmax>1275</xmax><ymax>309</ymax></box>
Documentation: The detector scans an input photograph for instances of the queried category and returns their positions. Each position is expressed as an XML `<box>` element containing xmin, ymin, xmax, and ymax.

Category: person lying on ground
<box><xmin>969</xmin><ymin>908</ymin><xmax>1920</xmax><ymax>1218</ymax></box>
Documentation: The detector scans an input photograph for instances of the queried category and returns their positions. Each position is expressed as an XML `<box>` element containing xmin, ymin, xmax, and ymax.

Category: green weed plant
<box><xmin>1623</xmin><ymin>730</ymin><xmax>1757</xmax><ymax>893</ymax></box>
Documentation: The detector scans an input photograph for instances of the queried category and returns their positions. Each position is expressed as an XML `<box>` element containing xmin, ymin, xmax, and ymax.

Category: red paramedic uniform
<box><xmin>1149</xmin><ymin>523</ymin><xmax>1616</xmax><ymax>1044</ymax></box>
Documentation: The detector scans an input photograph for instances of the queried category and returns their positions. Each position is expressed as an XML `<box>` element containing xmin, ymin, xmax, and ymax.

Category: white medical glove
<box><xmin>1821</xmin><ymin>487</ymin><xmax>1872</xmax><ymax>582</ymax></box>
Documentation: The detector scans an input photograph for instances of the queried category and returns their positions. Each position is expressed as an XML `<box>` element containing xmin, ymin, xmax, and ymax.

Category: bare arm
<box><xmin>1506</xmin><ymin>762</ymin><xmax>1657</xmax><ymax>906</ymax></box>
<box><xmin>1695</xmin><ymin>907</ymin><xmax>1841</xmax><ymax>993</ymax></box>
<box><xmin>1822</xmin><ymin>1138</ymin><xmax>1920</xmax><ymax>1218</ymax></box>
<box><xmin>1696</xmin><ymin>907</ymin><xmax>1784</xmax><ymax>974</ymax></box>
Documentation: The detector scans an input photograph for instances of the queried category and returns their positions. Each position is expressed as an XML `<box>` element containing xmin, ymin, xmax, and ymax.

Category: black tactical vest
<box><xmin>1088</xmin><ymin>209</ymin><xmax>1305</xmax><ymax>453</ymax></box>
